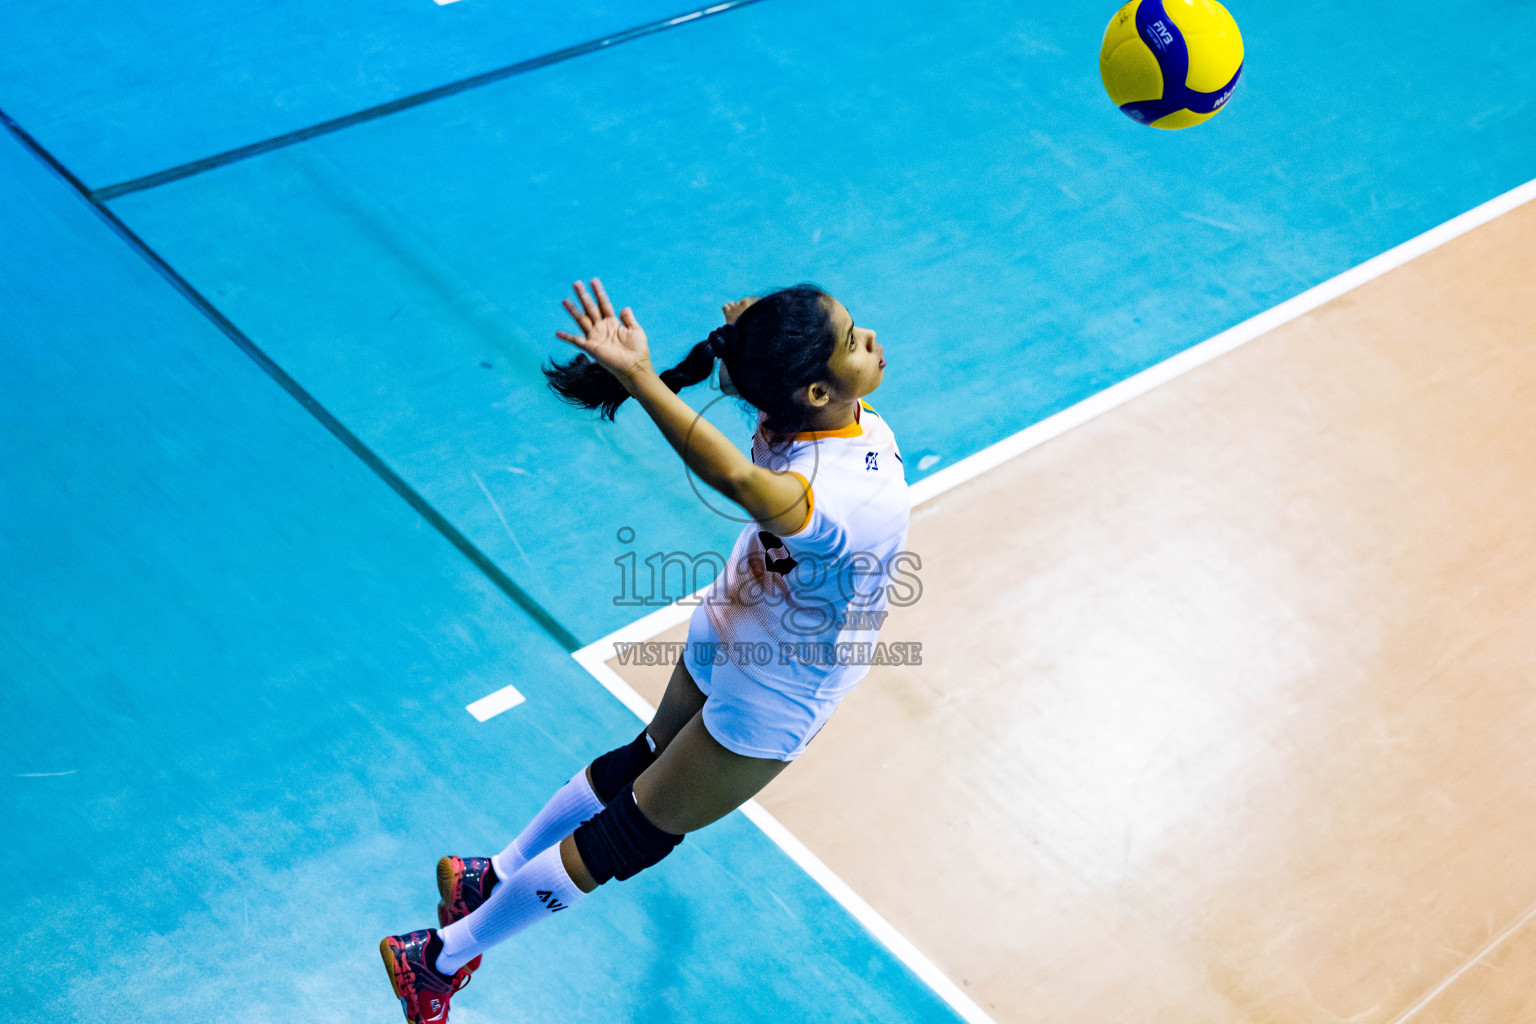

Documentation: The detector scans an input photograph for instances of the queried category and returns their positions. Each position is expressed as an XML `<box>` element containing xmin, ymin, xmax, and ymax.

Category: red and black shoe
<box><xmin>435</xmin><ymin>856</ymin><xmax>499</xmax><ymax>975</ymax></box>
<box><xmin>379</xmin><ymin>929</ymin><xmax>468</xmax><ymax>1024</ymax></box>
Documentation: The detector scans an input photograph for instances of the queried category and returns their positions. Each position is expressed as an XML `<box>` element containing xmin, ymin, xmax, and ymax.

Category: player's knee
<box><xmin>588</xmin><ymin>730</ymin><xmax>657</xmax><ymax>805</ymax></box>
<box><xmin>572</xmin><ymin>782</ymin><xmax>683</xmax><ymax>885</ymax></box>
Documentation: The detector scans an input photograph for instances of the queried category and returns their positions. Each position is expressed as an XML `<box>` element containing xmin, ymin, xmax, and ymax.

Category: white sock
<box><xmin>436</xmin><ymin>844</ymin><xmax>586</xmax><ymax>974</ymax></box>
<box><xmin>491</xmin><ymin>768</ymin><xmax>604</xmax><ymax>879</ymax></box>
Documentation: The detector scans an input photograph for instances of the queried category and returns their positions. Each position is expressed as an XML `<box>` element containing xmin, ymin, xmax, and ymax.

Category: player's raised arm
<box><xmin>552</xmin><ymin>279</ymin><xmax>809</xmax><ymax>535</ymax></box>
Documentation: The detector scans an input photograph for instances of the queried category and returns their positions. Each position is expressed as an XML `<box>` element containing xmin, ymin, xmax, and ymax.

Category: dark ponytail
<box><xmin>544</xmin><ymin>285</ymin><xmax>838</xmax><ymax>432</ymax></box>
<box><xmin>542</xmin><ymin>353</ymin><xmax>632</xmax><ymax>420</ymax></box>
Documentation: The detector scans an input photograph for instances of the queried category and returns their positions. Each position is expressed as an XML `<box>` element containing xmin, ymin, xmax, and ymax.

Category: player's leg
<box><xmin>453</xmin><ymin>656</ymin><xmax>703</xmax><ymax>891</ymax></box>
<box><xmin>391</xmin><ymin>675</ymin><xmax>791</xmax><ymax>1020</ymax></box>
<box><xmin>389</xmin><ymin>659</ymin><xmax>712</xmax><ymax>1017</ymax></box>
<box><xmin>640</xmin><ymin>653</ymin><xmax>710</xmax><ymax>754</ymax></box>
<box><xmin>562</xmin><ymin>711</ymin><xmax>788</xmax><ymax>890</ymax></box>
<box><xmin>580</xmin><ymin>652</ymin><xmax>709</xmax><ymax>811</ymax></box>
<box><xmin>433</xmin><ymin>657</ymin><xmax>706</xmax><ymax>969</ymax></box>
<box><xmin>428</xmin><ymin>708</ymin><xmax>784</xmax><ymax>983</ymax></box>
<box><xmin>636</xmin><ymin>705</ymin><xmax>786</xmax><ymax>834</ymax></box>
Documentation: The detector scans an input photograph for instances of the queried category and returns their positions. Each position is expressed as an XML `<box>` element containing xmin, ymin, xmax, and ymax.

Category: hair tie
<box><xmin>707</xmin><ymin>323</ymin><xmax>737</xmax><ymax>360</ymax></box>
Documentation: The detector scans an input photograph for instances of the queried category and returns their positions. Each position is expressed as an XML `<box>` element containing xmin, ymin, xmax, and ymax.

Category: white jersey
<box><xmin>701</xmin><ymin>399</ymin><xmax>912</xmax><ymax>701</ymax></box>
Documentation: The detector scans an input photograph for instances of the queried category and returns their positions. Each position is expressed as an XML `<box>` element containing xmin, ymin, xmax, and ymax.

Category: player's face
<box><xmin>821</xmin><ymin>298</ymin><xmax>884</xmax><ymax>400</ymax></box>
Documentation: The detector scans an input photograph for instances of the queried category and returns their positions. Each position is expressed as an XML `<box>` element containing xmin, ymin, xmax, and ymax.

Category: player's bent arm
<box><xmin>724</xmin><ymin>463</ymin><xmax>811</xmax><ymax>538</ymax></box>
<box><xmin>623</xmin><ymin>367</ymin><xmax>811</xmax><ymax>536</ymax></box>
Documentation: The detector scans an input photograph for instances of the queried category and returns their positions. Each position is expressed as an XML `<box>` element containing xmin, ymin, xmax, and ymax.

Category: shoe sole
<box><xmin>379</xmin><ymin>937</ymin><xmax>404</xmax><ymax>999</ymax></box>
<box><xmin>436</xmin><ymin>856</ymin><xmax>457</xmax><ymax>905</ymax></box>
<box><xmin>380</xmin><ymin>935</ymin><xmax>452</xmax><ymax>1024</ymax></box>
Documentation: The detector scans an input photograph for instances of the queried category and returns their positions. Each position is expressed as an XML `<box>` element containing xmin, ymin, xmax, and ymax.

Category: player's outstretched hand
<box><xmin>722</xmin><ymin>296</ymin><xmax>758</xmax><ymax>325</ymax></box>
<box><xmin>557</xmin><ymin>279</ymin><xmax>652</xmax><ymax>382</ymax></box>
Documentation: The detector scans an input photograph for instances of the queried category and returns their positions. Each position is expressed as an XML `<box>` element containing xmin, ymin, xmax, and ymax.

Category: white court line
<box><xmin>545</xmin><ymin>176</ymin><xmax>1536</xmax><ymax>1023</ymax></box>
<box><xmin>906</xmin><ymin>174</ymin><xmax>1536</xmax><ymax>506</ymax></box>
<box><xmin>571</xmin><ymin>646</ymin><xmax>998</xmax><ymax>1024</ymax></box>
<box><xmin>573</xmin><ymin>174</ymin><xmax>1536</xmax><ymax>658</ymax></box>
<box><xmin>466</xmin><ymin>683</ymin><xmax>525</xmax><ymax>721</ymax></box>
<box><xmin>1388</xmin><ymin>897</ymin><xmax>1536</xmax><ymax>1023</ymax></box>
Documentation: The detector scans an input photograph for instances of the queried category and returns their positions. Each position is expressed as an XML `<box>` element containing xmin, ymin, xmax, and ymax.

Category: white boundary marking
<box><xmin>1387</xmin><ymin>897</ymin><xmax>1536</xmax><ymax>1023</ymax></box>
<box><xmin>537</xmin><ymin>176</ymin><xmax>1536</xmax><ymax>1023</ymax></box>
<box><xmin>908</xmin><ymin>175</ymin><xmax>1536</xmax><ymax>506</ymax></box>
<box><xmin>571</xmin><ymin>645</ymin><xmax>997</xmax><ymax>1024</ymax></box>
<box><xmin>466</xmin><ymin>683</ymin><xmax>526</xmax><ymax>721</ymax></box>
<box><xmin>574</xmin><ymin>174</ymin><xmax>1536</xmax><ymax>658</ymax></box>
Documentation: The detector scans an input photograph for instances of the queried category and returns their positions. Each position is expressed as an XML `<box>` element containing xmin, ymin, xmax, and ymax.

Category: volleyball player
<box><xmin>380</xmin><ymin>279</ymin><xmax>908</xmax><ymax>1023</ymax></box>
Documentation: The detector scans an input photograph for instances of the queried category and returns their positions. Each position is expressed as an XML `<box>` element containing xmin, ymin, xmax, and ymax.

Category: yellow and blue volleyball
<box><xmin>1099</xmin><ymin>0</ymin><xmax>1244</xmax><ymax>129</ymax></box>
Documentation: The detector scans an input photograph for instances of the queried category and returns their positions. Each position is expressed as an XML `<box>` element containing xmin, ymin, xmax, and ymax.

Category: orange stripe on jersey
<box><xmin>788</xmin><ymin>400</ymin><xmax>865</xmax><ymax>441</ymax></box>
<box><xmin>783</xmin><ymin>471</ymin><xmax>815</xmax><ymax>536</ymax></box>
<box><xmin>789</xmin><ymin>421</ymin><xmax>862</xmax><ymax>441</ymax></box>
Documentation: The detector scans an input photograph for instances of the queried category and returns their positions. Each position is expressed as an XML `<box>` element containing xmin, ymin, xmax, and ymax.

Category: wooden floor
<box><xmin>611</xmin><ymin>200</ymin><xmax>1536</xmax><ymax>1023</ymax></box>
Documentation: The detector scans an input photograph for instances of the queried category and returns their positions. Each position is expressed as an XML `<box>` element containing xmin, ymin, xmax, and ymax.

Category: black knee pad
<box><xmin>589</xmin><ymin>730</ymin><xmax>656</xmax><ymax>805</ymax></box>
<box><xmin>572</xmin><ymin>783</ymin><xmax>684</xmax><ymax>884</ymax></box>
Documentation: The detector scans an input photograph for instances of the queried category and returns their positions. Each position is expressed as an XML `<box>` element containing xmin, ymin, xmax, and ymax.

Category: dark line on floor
<box><xmin>91</xmin><ymin>0</ymin><xmax>764</xmax><ymax>202</ymax></box>
<box><xmin>2</xmin><ymin>107</ymin><xmax>583</xmax><ymax>655</ymax></box>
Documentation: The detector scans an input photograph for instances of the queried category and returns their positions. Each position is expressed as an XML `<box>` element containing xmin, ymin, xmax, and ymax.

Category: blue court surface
<box><xmin>0</xmin><ymin>130</ymin><xmax>954</xmax><ymax>1023</ymax></box>
<box><xmin>3</xmin><ymin>0</ymin><xmax>1534</xmax><ymax>1020</ymax></box>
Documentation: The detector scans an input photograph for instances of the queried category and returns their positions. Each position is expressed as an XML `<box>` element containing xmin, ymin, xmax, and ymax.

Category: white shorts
<box><xmin>684</xmin><ymin>607</ymin><xmax>842</xmax><ymax>762</ymax></box>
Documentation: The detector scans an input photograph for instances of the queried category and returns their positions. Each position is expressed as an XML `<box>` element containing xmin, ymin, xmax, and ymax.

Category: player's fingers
<box><xmin>574</xmin><ymin>280</ymin><xmax>602</xmax><ymax>323</ymax></box>
<box><xmin>620</xmin><ymin>307</ymin><xmax>639</xmax><ymax>329</ymax></box>
<box><xmin>554</xmin><ymin>330</ymin><xmax>588</xmax><ymax>349</ymax></box>
<box><xmin>591</xmin><ymin>278</ymin><xmax>616</xmax><ymax>319</ymax></box>
<box><xmin>562</xmin><ymin>298</ymin><xmax>593</xmax><ymax>333</ymax></box>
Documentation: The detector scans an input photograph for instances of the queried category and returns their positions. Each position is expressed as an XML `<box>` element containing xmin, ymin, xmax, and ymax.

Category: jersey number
<box><xmin>757</xmin><ymin>531</ymin><xmax>798</xmax><ymax>576</ymax></box>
